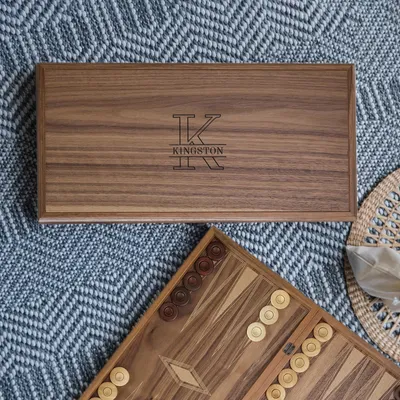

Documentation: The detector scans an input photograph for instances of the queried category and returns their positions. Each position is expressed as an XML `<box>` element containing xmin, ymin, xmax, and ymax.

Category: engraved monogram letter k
<box><xmin>172</xmin><ymin>114</ymin><xmax>223</xmax><ymax>170</ymax></box>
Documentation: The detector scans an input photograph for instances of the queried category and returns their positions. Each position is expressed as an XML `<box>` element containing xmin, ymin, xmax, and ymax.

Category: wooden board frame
<box><xmin>36</xmin><ymin>63</ymin><xmax>357</xmax><ymax>223</ymax></box>
<box><xmin>80</xmin><ymin>227</ymin><xmax>400</xmax><ymax>400</ymax></box>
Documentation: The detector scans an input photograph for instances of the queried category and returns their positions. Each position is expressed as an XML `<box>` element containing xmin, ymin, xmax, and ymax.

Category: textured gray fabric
<box><xmin>1</xmin><ymin>0</ymin><xmax>400</xmax><ymax>398</ymax></box>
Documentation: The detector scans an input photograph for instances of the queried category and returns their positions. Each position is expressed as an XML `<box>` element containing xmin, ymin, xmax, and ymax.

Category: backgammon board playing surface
<box><xmin>81</xmin><ymin>228</ymin><xmax>400</xmax><ymax>400</ymax></box>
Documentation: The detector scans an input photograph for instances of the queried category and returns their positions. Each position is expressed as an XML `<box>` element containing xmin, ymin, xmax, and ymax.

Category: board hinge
<box><xmin>283</xmin><ymin>342</ymin><xmax>296</xmax><ymax>355</ymax></box>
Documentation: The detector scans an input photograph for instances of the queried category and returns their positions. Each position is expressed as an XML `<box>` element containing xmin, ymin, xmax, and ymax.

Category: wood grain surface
<box><xmin>36</xmin><ymin>63</ymin><xmax>357</xmax><ymax>223</ymax></box>
<box><xmin>281</xmin><ymin>333</ymin><xmax>398</xmax><ymax>400</ymax></box>
<box><xmin>80</xmin><ymin>228</ymin><xmax>400</xmax><ymax>400</ymax></box>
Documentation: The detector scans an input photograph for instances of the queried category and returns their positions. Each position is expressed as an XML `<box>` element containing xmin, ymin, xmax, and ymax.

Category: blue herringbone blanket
<box><xmin>1</xmin><ymin>1</ymin><xmax>399</xmax><ymax>398</ymax></box>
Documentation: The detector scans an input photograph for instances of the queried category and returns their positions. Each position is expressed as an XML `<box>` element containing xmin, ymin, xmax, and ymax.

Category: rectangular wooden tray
<box><xmin>80</xmin><ymin>228</ymin><xmax>400</xmax><ymax>400</ymax></box>
<box><xmin>37</xmin><ymin>63</ymin><xmax>356</xmax><ymax>223</ymax></box>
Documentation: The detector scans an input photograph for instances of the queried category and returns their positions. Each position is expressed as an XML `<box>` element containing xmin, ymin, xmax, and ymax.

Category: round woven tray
<box><xmin>345</xmin><ymin>168</ymin><xmax>400</xmax><ymax>361</ymax></box>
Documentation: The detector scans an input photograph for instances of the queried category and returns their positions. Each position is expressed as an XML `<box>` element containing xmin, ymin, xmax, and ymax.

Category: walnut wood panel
<box><xmin>80</xmin><ymin>228</ymin><xmax>400</xmax><ymax>400</ymax></box>
<box><xmin>36</xmin><ymin>63</ymin><xmax>357</xmax><ymax>223</ymax></box>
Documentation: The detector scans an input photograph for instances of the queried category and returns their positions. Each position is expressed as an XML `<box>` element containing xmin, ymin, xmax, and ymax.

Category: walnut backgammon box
<box><xmin>81</xmin><ymin>228</ymin><xmax>400</xmax><ymax>400</ymax></box>
<box><xmin>36</xmin><ymin>63</ymin><xmax>356</xmax><ymax>223</ymax></box>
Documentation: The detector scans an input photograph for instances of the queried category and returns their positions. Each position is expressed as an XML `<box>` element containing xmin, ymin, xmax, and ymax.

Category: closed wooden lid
<box><xmin>38</xmin><ymin>64</ymin><xmax>356</xmax><ymax>224</ymax></box>
<box><xmin>110</xmin><ymin>367</ymin><xmax>130</xmax><ymax>387</ymax></box>
<box><xmin>171</xmin><ymin>286</ymin><xmax>191</xmax><ymax>306</ymax></box>
<box><xmin>302</xmin><ymin>338</ymin><xmax>321</xmax><ymax>357</ymax></box>
<box><xmin>271</xmin><ymin>290</ymin><xmax>290</xmax><ymax>310</ymax></box>
<box><xmin>195</xmin><ymin>256</ymin><xmax>214</xmax><ymax>276</ymax></box>
<box><xmin>206</xmin><ymin>241</ymin><xmax>226</xmax><ymax>260</ymax></box>
<box><xmin>266</xmin><ymin>384</ymin><xmax>286</xmax><ymax>400</ymax></box>
<box><xmin>313</xmin><ymin>323</ymin><xmax>333</xmax><ymax>342</ymax></box>
<box><xmin>247</xmin><ymin>322</ymin><xmax>266</xmax><ymax>342</ymax></box>
<box><xmin>290</xmin><ymin>353</ymin><xmax>310</xmax><ymax>373</ymax></box>
<box><xmin>278</xmin><ymin>368</ymin><xmax>298</xmax><ymax>389</ymax></box>
<box><xmin>259</xmin><ymin>305</ymin><xmax>279</xmax><ymax>325</ymax></box>
<box><xmin>98</xmin><ymin>382</ymin><xmax>118</xmax><ymax>400</ymax></box>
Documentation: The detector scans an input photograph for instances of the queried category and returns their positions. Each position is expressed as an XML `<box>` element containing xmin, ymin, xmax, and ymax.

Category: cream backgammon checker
<box><xmin>36</xmin><ymin>63</ymin><xmax>356</xmax><ymax>223</ymax></box>
<box><xmin>81</xmin><ymin>228</ymin><xmax>400</xmax><ymax>400</ymax></box>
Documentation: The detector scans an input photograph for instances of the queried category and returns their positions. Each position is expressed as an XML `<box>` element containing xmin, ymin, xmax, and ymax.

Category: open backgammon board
<box><xmin>81</xmin><ymin>228</ymin><xmax>400</xmax><ymax>400</ymax></box>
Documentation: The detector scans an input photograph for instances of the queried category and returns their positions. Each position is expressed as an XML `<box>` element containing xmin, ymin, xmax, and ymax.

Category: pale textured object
<box><xmin>345</xmin><ymin>168</ymin><xmax>400</xmax><ymax>362</ymax></box>
<box><xmin>346</xmin><ymin>246</ymin><xmax>400</xmax><ymax>311</ymax></box>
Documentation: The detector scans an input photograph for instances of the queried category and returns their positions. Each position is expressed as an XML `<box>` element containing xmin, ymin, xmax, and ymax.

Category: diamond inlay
<box><xmin>160</xmin><ymin>356</ymin><xmax>211</xmax><ymax>395</ymax></box>
<box><xmin>169</xmin><ymin>364</ymin><xmax>201</xmax><ymax>388</ymax></box>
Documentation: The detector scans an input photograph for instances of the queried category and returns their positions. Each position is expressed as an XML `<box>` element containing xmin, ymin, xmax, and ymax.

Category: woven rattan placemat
<box><xmin>345</xmin><ymin>169</ymin><xmax>400</xmax><ymax>361</ymax></box>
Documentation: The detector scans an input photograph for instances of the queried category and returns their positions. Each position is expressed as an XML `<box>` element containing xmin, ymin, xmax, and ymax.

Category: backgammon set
<box><xmin>36</xmin><ymin>62</ymin><xmax>400</xmax><ymax>399</ymax></box>
<box><xmin>81</xmin><ymin>228</ymin><xmax>400</xmax><ymax>400</ymax></box>
<box><xmin>36</xmin><ymin>63</ymin><xmax>356</xmax><ymax>224</ymax></box>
